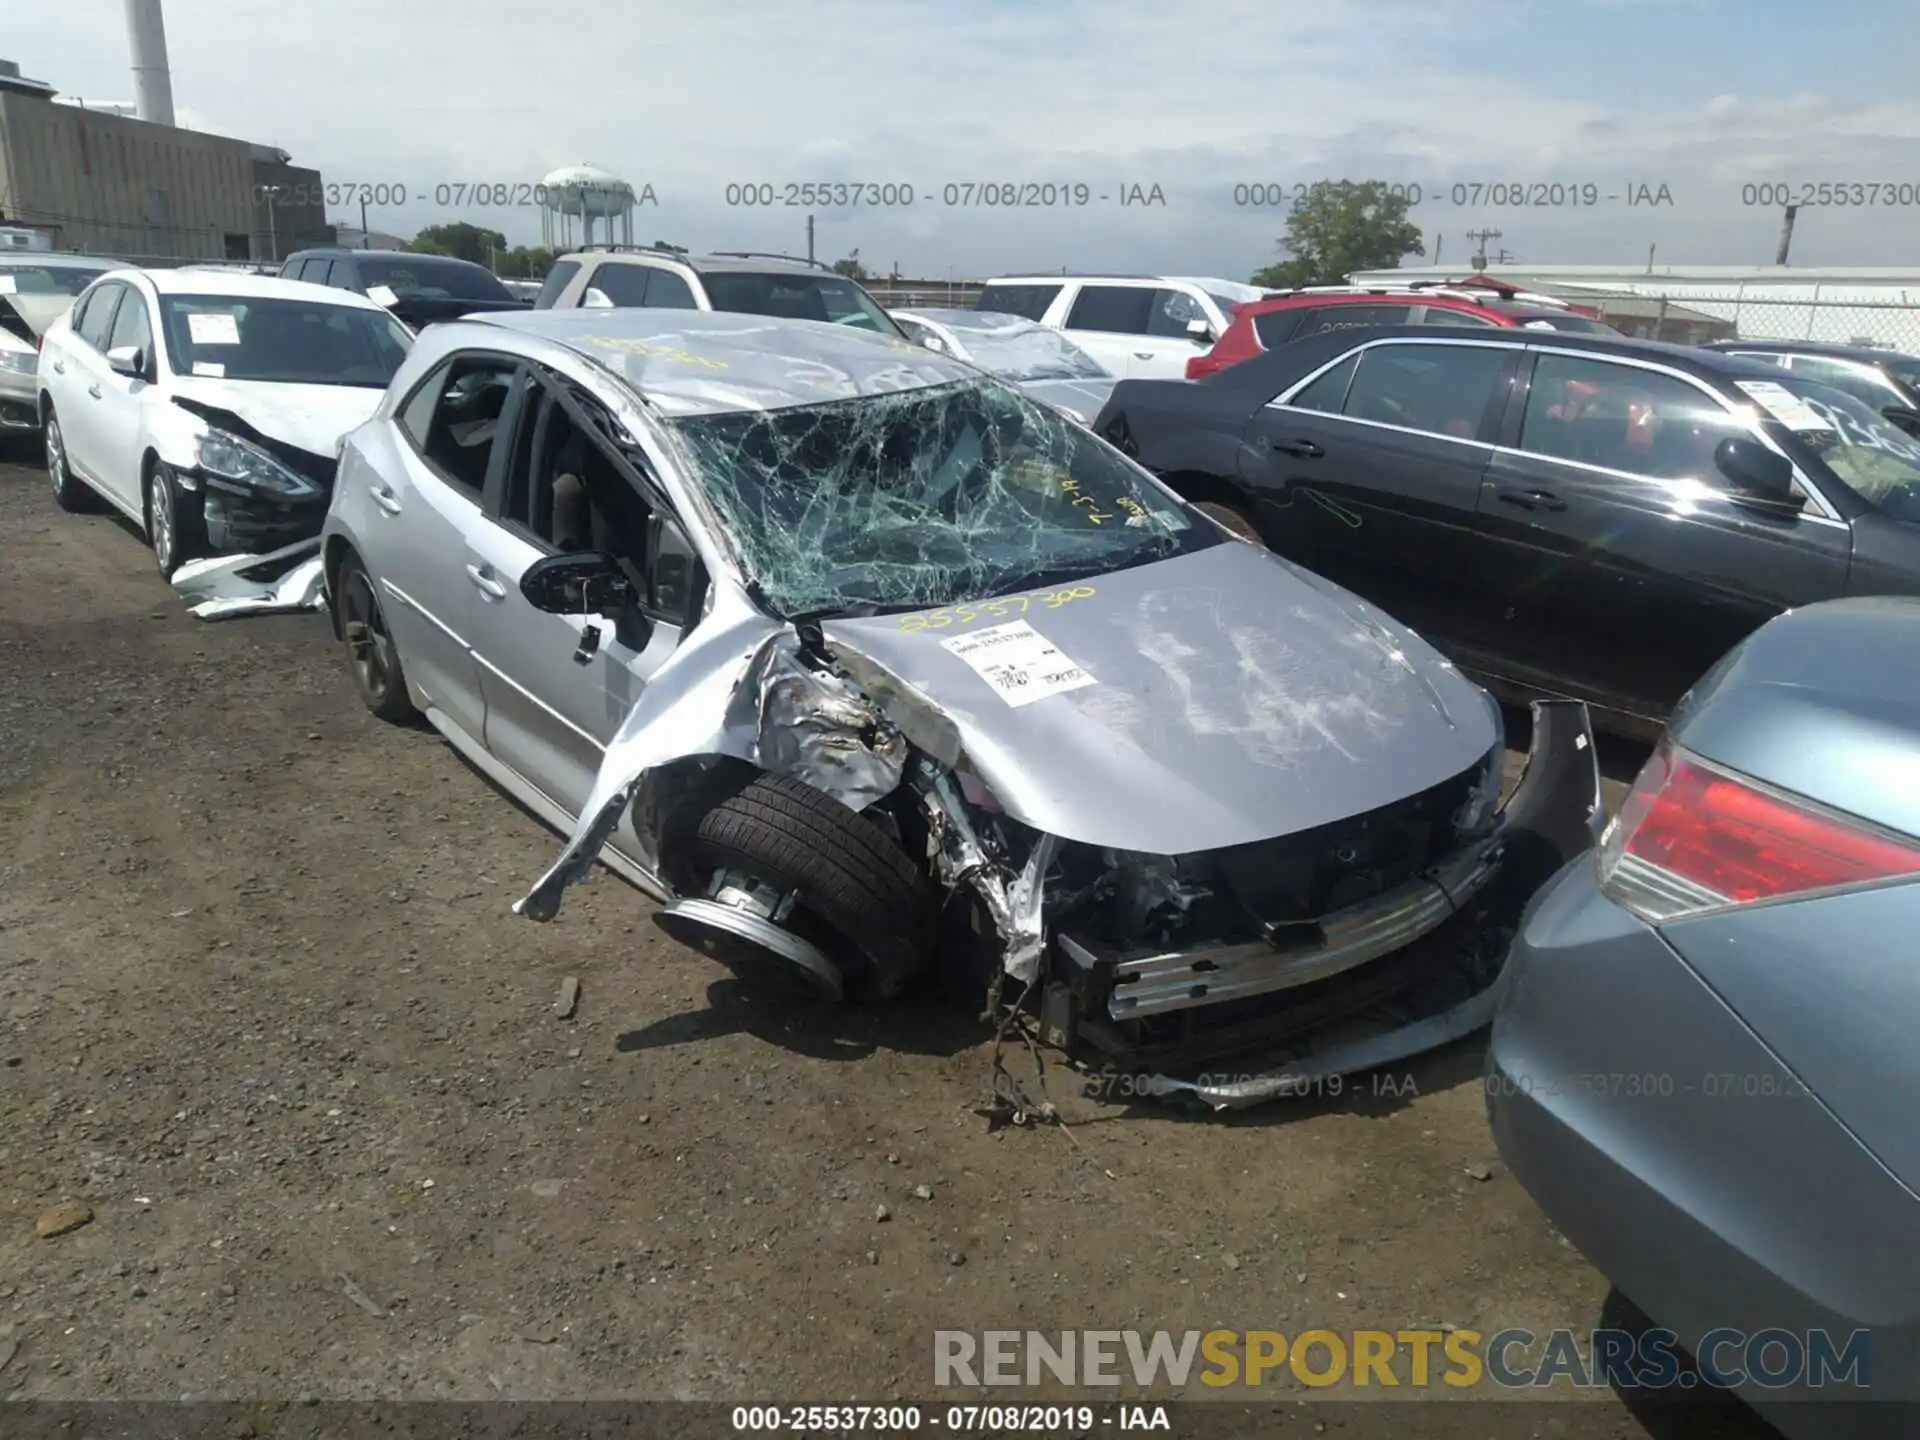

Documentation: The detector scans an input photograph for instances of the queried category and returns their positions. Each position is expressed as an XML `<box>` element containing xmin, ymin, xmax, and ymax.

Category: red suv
<box><xmin>1185</xmin><ymin>279</ymin><xmax>1618</xmax><ymax>379</ymax></box>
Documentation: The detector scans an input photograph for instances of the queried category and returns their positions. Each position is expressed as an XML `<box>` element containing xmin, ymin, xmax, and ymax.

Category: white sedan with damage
<box><xmin>38</xmin><ymin>268</ymin><xmax>413</xmax><ymax>614</ymax></box>
<box><xmin>318</xmin><ymin>307</ymin><xmax>1603</xmax><ymax>1108</ymax></box>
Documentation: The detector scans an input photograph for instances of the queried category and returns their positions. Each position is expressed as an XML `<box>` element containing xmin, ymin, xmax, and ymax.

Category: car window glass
<box><xmin>978</xmin><ymin>284</ymin><xmax>1062</xmax><ymax>321</ymax></box>
<box><xmin>1519</xmin><ymin>354</ymin><xmax>1749</xmax><ymax>481</ymax></box>
<box><xmin>1725</xmin><ymin>351</ymin><xmax>1785</xmax><ymax>368</ymax></box>
<box><xmin>77</xmin><ymin>283</ymin><xmax>124</xmax><ymax>350</ymax></box>
<box><xmin>397</xmin><ymin>363</ymin><xmax>449</xmax><ymax>449</ymax></box>
<box><xmin>642</xmin><ymin>267</ymin><xmax>696</xmax><ymax>309</ymax></box>
<box><xmin>1295</xmin><ymin>303</ymin><xmax>1416</xmax><ymax>337</ymax></box>
<box><xmin>502</xmin><ymin>379</ymin><xmax>661</xmax><ymax>590</ymax></box>
<box><xmin>1786</xmin><ymin>356</ymin><xmax>1904</xmax><ymax>410</ymax></box>
<box><xmin>652</xmin><ymin>517</ymin><xmax>696</xmax><ymax>617</ymax></box>
<box><xmin>1145</xmin><ymin>288</ymin><xmax>1208</xmax><ymax>338</ymax></box>
<box><xmin>1342</xmin><ymin>342</ymin><xmax>1510</xmax><ymax>439</ymax></box>
<box><xmin>587</xmin><ymin>263</ymin><xmax>652</xmax><ymax>307</ymax></box>
<box><xmin>1251</xmin><ymin>309</ymin><xmax>1306</xmax><ymax>350</ymax></box>
<box><xmin>1419</xmin><ymin>306</ymin><xmax>1499</xmax><ymax>327</ymax></box>
<box><xmin>106</xmin><ymin>288</ymin><xmax>152</xmax><ymax>355</ymax></box>
<box><xmin>534</xmin><ymin>259</ymin><xmax>580</xmax><ymax>309</ymax></box>
<box><xmin>1283</xmin><ymin>352</ymin><xmax>1360</xmax><ymax>411</ymax></box>
<box><xmin>1064</xmin><ymin>285</ymin><xmax>1154</xmax><ymax>334</ymax></box>
<box><xmin>405</xmin><ymin>355</ymin><xmax>519</xmax><ymax>495</ymax></box>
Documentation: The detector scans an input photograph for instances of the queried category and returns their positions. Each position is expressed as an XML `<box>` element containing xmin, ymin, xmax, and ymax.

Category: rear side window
<box><xmin>1065</xmin><ymin>285</ymin><xmax>1154</xmax><ymax>334</ymax></box>
<box><xmin>1252</xmin><ymin>309</ymin><xmax>1308</xmax><ymax>350</ymax></box>
<box><xmin>534</xmin><ymin>260</ymin><xmax>580</xmax><ymax>309</ymax></box>
<box><xmin>1341</xmin><ymin>342</ymin><xmax>1511</xmax><ymax>439</ymax></box>
<box><xmin>586</xmin><ymin>263</ymin><xmax>653</xmax><ymax>307</ymax></box>
<box><xmin>1294</xmin><ymin>303</ymin><xmax>1416</xmax><ymax>337</ymax></box>
<box><xmin>1419</xmin><ymin>305</ymin><xmax>1500</xmax><ymax>327</ymax></box>
<box><xmin>1146</xmin><ymin>288</ymin><xmax>1211</xmax><ymax>338</ymax></box>
<box><xmin>977</xmin><ymin>283</ymin><xmax>1061</xmax><ymax>321</ymax></box>
<box><xmin>1284</xmin><ymin>353</ymin><xmax>1360</xmax><ymax>412</ymax></box>
<box><xmin>643</xmin><ymin>268</ymin><xmax>697</xmax><ymax>308</ymax></box>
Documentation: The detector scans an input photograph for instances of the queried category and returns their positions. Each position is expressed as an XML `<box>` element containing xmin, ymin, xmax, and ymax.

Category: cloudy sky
<box><xmin>14</xmin><ymin>0</ymin><xmax>1920</xmax><ymax>278</ymax></box>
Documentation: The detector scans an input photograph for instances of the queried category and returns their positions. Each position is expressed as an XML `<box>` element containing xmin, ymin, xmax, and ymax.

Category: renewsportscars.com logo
<box><xmin>933</xmin><ymin>1328</ymin><xmax>1872</xmax><ymax>1392</ymax></box>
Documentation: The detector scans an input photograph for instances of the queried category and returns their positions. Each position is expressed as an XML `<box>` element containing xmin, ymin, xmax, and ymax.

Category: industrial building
<box><xmin>1348</xmin><ymin>263</ymin><xmax>1920</xmax><ymax>349</ymax></box>
<box><xmin>0</xmin><ymin>5</ymin><xmax>329</xmax><ymax>266</ymax></box>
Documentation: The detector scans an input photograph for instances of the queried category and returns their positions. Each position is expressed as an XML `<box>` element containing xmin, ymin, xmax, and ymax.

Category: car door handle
<box><xmin>87</xmin><ymin>382</ymin><xmax>102</xmax><ymax>399</ymax></box>
<box><xmin>369</xmin><ymin>485</ymin><xmax>403</xmax><ymax>515</ymax></box>
<box><xmin>51</xmin><ymin>360</ymin><xmax>66</xmax><ymax>374</ymax></box>
<box><xmin>1133</xmin><ymin>351</ymin><xmax>1154</xmax><ymax>359</ymax></box>
<box><xmin>1271</xmin><ymin>438</ymin><xmax>1324</xmax><ymax>458</ymax></box>
<box><xmin>1496</xmin><ymin>487</ymin><xmax>1567</xmax><ymax>512</ymax></box>
<box><xmin>465</xmin><ymin>564</ymin><xmax>507</xmax><ymax>600</ymax></box>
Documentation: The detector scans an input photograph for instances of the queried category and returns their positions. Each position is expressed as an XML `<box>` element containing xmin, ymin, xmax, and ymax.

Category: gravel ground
<box><xmin>0</xmin><ymin>453</ymin><xmax>1775</xmax><ymax>1434</ymax></box>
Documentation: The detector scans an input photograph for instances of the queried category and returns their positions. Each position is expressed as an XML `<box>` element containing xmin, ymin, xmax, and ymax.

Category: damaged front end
<box><xmin>514</xmin><ymin>588</ymin><xmax>1604</xmax><ymax>1109</ymax></box>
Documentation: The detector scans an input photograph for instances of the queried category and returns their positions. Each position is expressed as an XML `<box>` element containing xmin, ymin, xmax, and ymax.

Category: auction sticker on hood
<box><xmin>1736</xmin><ymin>380</ymin><xmax>1832</xmax><ymax>432</ymax></box>
<box><xmin>940</xmin><ymin>620</ymin><xmax>1095</xmax><ymax>707</ymax></box>
<box><xmin>187</xmin><ymin>311</ymin><xmax>241</xmax><ymax>345</ymax></box>
<box><xmin>366</xmin><ymin>285</ymin><xmax>399</xmax><ymax>307</ymax></box>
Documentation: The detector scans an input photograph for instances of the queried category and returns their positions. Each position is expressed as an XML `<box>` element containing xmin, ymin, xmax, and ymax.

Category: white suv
<box><xmin>974</xmin><ymin>274</ymin><xmax>1267</xmax><ymax>379</ymax></box>
<box><xmin>535</xmin><ymin>247</ymin><xmax>906</xmax><ymax>339</ymax></box>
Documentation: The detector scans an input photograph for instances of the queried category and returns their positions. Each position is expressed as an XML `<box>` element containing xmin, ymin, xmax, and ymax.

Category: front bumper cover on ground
<box><xmin>169</xmin><ymin>538</ymin><xmax>327</xmax><ymax>621</ymax></box>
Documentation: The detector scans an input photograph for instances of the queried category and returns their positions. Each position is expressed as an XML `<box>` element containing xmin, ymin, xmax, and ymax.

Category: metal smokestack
<box><xmin>124</xmin><ymin>0</ymin><xmax>176</xmax><ymax>127</ymax></box>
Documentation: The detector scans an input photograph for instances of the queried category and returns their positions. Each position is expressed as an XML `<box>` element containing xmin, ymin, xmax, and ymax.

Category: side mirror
<box><xmin>582</xmin><ymin>288</ymin><xmax>614</xmax><ymax>309</ymax></box>
<box><xmin>106</xmin><ymin>344</ymin><xmax>145</xmax><ymax>379</ymax></box>
<box><xmin>1715</xmin><ymin>436</ymin><xmax>1802</xmax><ymax>512</ymax></box>
<box><xmin>1185</xmin><ymin>318</ymin><xmax>1215</xmax><ymax>343</ymax></box>
<box><xmin>1882</xmin><ymin>404</ymin><xmax>1920</xmax><ymax>437</ymax></box>
<box><xmin>520</xmin><ymin>550</ymin><xmax>640</xmax><ymax>616</ymax></box>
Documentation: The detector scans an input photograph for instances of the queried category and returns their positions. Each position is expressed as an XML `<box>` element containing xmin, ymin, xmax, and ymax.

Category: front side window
<box><xmin>1064</xmin><ymin>285</ymin><xmax>1154</xmax><ymax>335</ymax></box>
<box><xmin>699</xmin><ymin>272</ymin><xmax>895</xmax><ymax>333</ymax></box>
<box><xmin>158</xmin><ymin>295</ymin><xmax>413</xmax><ymax>385</ymax></box>
<box><xmin>357</xmin><ymin>256</ymin><xmax>513</xmax><ymax>304</ymax></box>
<box><xmin>1519</xmin><ymin>354</ymin><xmax>1751</xmax><ymax>480</ymax></box>
<box><xmin>106</xmin><ymin>288</ymin><xmax>153</xmax><ymax>356</ymax></box>
<box><xmin>1341</xmin><ymin>342</ymin><xmax>1511</xmax><ymax>439</ymax></box>
<box><xmin>534</xmin><ymin>259</ymin><xmax>581</xmax><ymax>309</ymax></box>
<box><xmin>977</xmin><ymin>284</ymin><xmax>1063</xmax><ymax>322</ymax></box>
<box><xmin>663</xmin><ymin>377</ymin><xmax>1219</xmax><ymax>616</ymax></box>
<box><xmin>400</xmin><ymin>354</ymin><xmax>520</xmax><ymax>495</ymax></box>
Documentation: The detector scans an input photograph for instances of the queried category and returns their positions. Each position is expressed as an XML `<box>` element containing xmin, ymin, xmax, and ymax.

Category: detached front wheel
<box><xmin>658</xmin><ymin>773</ymin><xmax>938</xmax><ymax>1002</ymax></box>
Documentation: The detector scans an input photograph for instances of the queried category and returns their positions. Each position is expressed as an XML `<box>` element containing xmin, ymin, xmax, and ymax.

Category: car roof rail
<box><xmin>986</xmin><ymin>272</ymin><xmax>1158</xmax><ymax>281</ymax></box>
<box><xmin>708</xmin><ymin>250</ymin><xmax>834</xmax><ymax>270</ymax></box>
<box><xmin>575</xmin><ymin>243</ymin><xmax>688</xmax><ymax>256</ymax></box>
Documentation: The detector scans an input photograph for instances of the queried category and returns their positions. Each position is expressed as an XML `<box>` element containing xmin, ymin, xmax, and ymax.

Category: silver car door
<box><xmin>463</xmin><ymin>374</ymin><xmax>682</xmax><ymax>819</ymax></box>
<box><xmin>373</xmin><ymin>352</ymin><xmax>521</xmax><ymax>745</ymax></box>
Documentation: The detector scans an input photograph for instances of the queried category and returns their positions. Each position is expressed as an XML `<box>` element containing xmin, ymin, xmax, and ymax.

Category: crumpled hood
<box><xmin>169</xmin><ymin>376</ymin><xmax>384</xmax><ymax>456</ymax></box>
<box><xmin>1017</xmin><ymin>377</ymin><xmax>1118</xmax><ymax>424</ymax></box>
<box><xmin>825</xmin><ymin>540</ymin><xmax>1499</xmax><ymax>855</ymax></box>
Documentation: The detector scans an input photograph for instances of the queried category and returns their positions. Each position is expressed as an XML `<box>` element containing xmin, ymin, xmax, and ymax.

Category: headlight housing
<box><xmin>0</xmin><ymin>348</ymin><xmax>35</xmax><ymax>375</ymax></box>
<box><xmin>195</xmin><ymin>427</ymin><xmax>321</xmax><ymax>499</ymax></box>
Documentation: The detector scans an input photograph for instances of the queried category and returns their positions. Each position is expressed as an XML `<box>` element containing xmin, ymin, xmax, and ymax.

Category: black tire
<box><xmin>684</xmin><ymin>773</ymin><xmax>938</xmax><ymax>1001</ymax></box>
<box><xmin>336</xmin><ymin>553</ymin><xmax>418</xmax><ymax>723</ymax></box>
<box><xmin>44</xmin><ymin>408</ymin><xmax>94</xmax><ymax>513</ymax></box>
<box><xmin>145</xmin><ymin>460</ymin><xmax>207</xmax><ymax>577</ymax></box>
<box><xmin>1194</xmin><ymin>500</ymin><xmax>1263</xmax><ymax>544</ymax></box>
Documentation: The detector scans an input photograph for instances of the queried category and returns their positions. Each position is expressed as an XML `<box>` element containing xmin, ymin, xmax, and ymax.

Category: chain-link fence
<box><xmin>863</xmin><ymin>280</ymin><xmax>986</xmax><ymax>309</ymax></box>
<box><xmin>1565</xmin><ymin>288</ymin><xmax>1920</xmax><ymax>352</ymax></box>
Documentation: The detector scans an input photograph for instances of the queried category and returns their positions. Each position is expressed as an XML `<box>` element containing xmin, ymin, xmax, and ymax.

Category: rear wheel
<box><xmin>336</xmin><ymin>554</ymin><xmax>418</xmax><ymax>722</ymax></box>
<box><xmin>1194</xmin><ymin>500</ymin><xmax>1262</xmax><ymax>543</ymax></box>
<box><xmin>662</xmin><ymin>773</ymin><xmax>939</xmax><ymax>1002</ymax></box>
<box><xmin>45</xmin><ymin>409</ymin><xmax>94</xmax><ymax>513</ymax></box>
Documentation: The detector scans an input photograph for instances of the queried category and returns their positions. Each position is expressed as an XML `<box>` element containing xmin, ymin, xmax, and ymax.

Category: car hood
<box><xmin>823</xmin><ymin>539</ymin><xmax>1500</xmax><ymax>855</ymax></box>
<box><xmin>2</xmin><ymin>293</ymin><xmax>75</xmax><ymax>338</ymax></box>
<box><xmin>168</xmin><ymin>376</ymin><xmax>385</xmax><ymax>456</ymax></box>
<box><xmin>1017</xmin><ymin>376</ymin><xmax>1118</xmax><ymax>424</ymax></box>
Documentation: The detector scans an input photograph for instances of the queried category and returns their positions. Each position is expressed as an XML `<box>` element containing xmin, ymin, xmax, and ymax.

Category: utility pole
<box><xmin>1775</xmin><ymin>204</ymin><xmax>1799</xmax><ymax>266</ymax></box>
<box><xmin>1464</xmin><ymin>227</ymin><xmax>1500</xmax><ymax>271</ymax></box>
<box><xmin>262</xmin><ymin>185</ymin><xmax>283</xmax><ymax>263</ymax></box>
<box><xmin>359</xmin><ymin>195</ymin><xmax>369</xmax><ymax>248</ymax></box>
<box><xmin>806</xmin><ymin>214</ymin><xmax>814</xmax><ymax>264</ymax></box>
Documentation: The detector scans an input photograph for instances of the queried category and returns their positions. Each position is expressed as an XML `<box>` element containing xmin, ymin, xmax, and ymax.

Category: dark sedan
<box><xmin>1703</xmin><ymin>339</ymin><xmax>1920</xmax><ymax>436</ymax></box>
<box><xmin>1094</xmin><ymin>325</ymin><xmax>1920</xmax><ymax>737</ymax></box>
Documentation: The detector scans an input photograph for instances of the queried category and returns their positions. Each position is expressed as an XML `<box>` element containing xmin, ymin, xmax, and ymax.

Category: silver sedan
<box><xmin>320</xmin><ymin>307</ymin><xmax>1601</xmax><ymax>1107</ymax></box>
<box><xmin>889</xmin><ymin>307</ymin><xmax>1117</xmax><ymax>425</ymax></box>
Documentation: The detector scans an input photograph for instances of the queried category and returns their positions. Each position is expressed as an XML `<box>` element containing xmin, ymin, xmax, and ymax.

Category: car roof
<box><xmin>984</xmin><ymin>273</ymin><xmax>1160</xmax><ymax>283</ymax></box>
<box><xmin>136</xmin><ymin>268</ymin><xmax>389</xmax><ymax>309</ymax></box>
<box><xmin>289</xmin><ymin>247</ymin><xmax>491</xmax><ymax>269</ymax></box>
<box><xmin>894</xmin><ymin>307</ymin><xmax>1041</xmax><ymax>331</ymax></box>
<box><xmin>1219</xmin><ymin>322</ymin><xmax>1785</xmax><ymax>386</ymax></box>
<box><xmin>471</xmin><ymin>307</ymin><xmax>978</xmax><ymax>417</ymax></box>
<box><xmin>1704</xmin><ymin>339</ymin><xmax>1918</xmax><ymax>364</ymax></box>
<box><xmin>0</xmin><ymin>253</ymin><xmax>128</xmax><ymax>270</ymax></box>
<box><xmin>564</xmin><ymin>249</ymin><xmax>834</xmax><ymax>277</ymax></box>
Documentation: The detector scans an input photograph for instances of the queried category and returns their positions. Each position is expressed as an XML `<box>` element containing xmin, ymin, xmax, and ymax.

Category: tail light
<box><xmin>1185</xmin><ymin>356</ymin><xmax>1209</xmax><ymax>380</ymax></box>
<box><xmin>1597</xmin><ymin>742</ymin><xmax>1920</xmax><ymax>923</ymax></box>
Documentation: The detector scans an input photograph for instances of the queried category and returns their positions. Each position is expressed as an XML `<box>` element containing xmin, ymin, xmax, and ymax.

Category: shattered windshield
<box><xmin>947</xmin><ymin>319</ymin><xmax>1109</xmax><ymax>381</ymax></box>
<box><xmin>664</xmin><ymin>378</ymin><xmax>1219</xmax><ymax>616</ymax></box>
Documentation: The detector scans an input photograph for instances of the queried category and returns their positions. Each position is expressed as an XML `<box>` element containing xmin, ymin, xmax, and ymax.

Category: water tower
<box><xmin>540</xmin><ymin>164</ymin><xmax>637</xmax><ymax>249</ymax></box>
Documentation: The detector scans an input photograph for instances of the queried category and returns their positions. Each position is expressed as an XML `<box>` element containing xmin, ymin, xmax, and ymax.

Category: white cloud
<box><xmin>9</xmin><ymin>0</ymin><xmax>1920</xmax><ymax>275</ymax></box>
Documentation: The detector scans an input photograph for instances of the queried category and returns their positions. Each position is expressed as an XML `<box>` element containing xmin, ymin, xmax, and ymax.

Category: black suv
<box><xmin>1702</xmin><ymin>340</ymin><xmax>1920</xmax><ymax>435</ymax></box>
<box><xmin>278</xmin><ymin>248</ymin><xmax>528</xmax><ymax>329</ymax></box>
<box><xmin>1095</xmin><ymin>324</ymin><xmax>1920</xmax><ymax>734</ymax></box>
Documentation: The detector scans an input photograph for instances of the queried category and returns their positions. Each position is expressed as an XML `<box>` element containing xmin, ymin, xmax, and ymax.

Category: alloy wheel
<box><xmin>149</xmin><ymin>471</ymin><xmax>176</xmax><ymax>574</ymax></box>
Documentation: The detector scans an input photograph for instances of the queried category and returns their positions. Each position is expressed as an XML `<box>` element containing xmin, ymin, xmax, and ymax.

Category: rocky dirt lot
<box><xmin>0</xmin><ymin>455</ymin><xmax>1774</xmax><ymax>1434</ymax></box>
